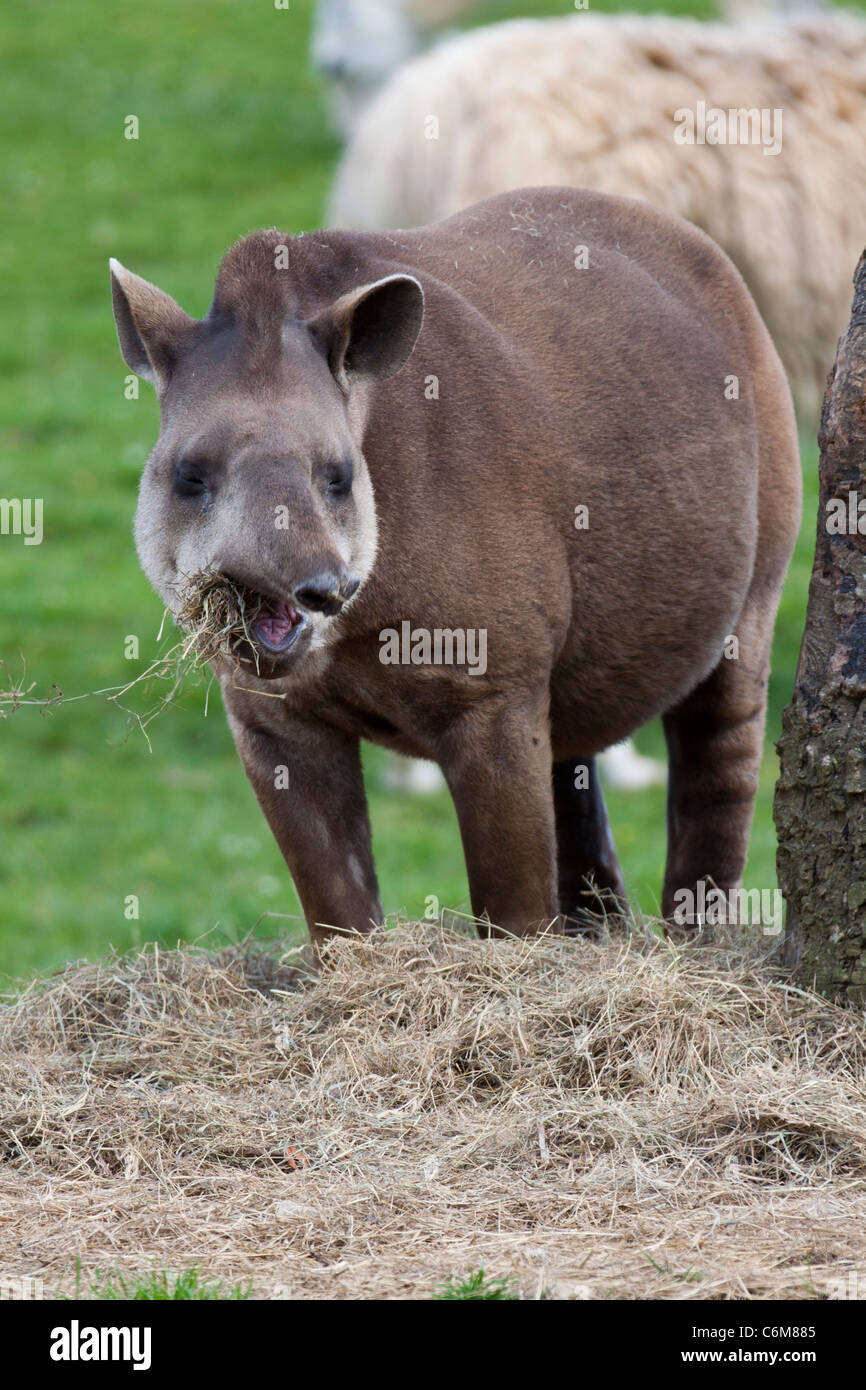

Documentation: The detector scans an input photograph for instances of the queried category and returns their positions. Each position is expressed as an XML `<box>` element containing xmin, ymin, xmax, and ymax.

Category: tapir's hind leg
<box><xmin>553</xmin><ymin>757</ymin><xmax>628</xmax><ymax>931</ymax></box>
<box><xmin>661</xmin><ymin>587</ymin><xmax>779</xmax><ymax>932</ymax></box>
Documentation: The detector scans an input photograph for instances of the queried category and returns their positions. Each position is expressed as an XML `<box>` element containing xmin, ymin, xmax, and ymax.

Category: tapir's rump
<box><xmin>110</xmin><ymin>186</ymin><xmax>802</xmax><ymax>948</ymax></box>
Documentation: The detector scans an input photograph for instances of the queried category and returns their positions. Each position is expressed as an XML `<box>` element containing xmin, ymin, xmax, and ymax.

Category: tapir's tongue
<box><xmin>253</xmin><ymin>599</ymin><xmax>302</xmax><ymax>649</ymax></box>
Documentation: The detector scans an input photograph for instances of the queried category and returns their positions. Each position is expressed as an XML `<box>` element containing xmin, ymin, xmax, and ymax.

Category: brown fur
<box><xmin>110</xmin><ymin>187</ymin><xmax>801</xmax><ymax>945</ymax></box>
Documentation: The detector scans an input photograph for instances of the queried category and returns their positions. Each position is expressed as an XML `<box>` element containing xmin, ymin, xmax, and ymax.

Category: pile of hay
<box><xmin>1</xmin><ymin>924</ymin><xmax>865</xmax><ymax>1300</ymax></box>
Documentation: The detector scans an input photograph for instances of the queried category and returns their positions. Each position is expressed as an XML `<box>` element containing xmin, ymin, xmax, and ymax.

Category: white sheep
<box><xmin>312</xmin><ymin>0</ymin><xmax>472</xmax><ymax>135</ymax></box>
<box><xmin>328</xmin><ymin>10</ymin><xmax>866</xmax><ymax>423</ymax></box>
<box><xmin>312</xmin><ymin>0</ymin><xmax>827</xmax><ymax>135</ymax></box>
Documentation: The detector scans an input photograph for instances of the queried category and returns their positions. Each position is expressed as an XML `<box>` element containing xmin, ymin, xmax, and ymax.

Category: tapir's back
<box><xmin>320</xmin><ymin>185</ymin><xmax>764</xmax><ymax>415</ymax></box>
<box><xmin>315</xmin><ymin>185</ymin><xmax>786</xmax><ymax>522</ymax></box>
<box><xmin>311</xmin><ymin>185</ymin><xmax>799</xmax><ymax>743</ymax></box>
<box><xmin>405</xmin><ymin>184</ymin><xmax>760</xmax><ymax>471</ymax></box>
<box><xmin>396</xmin><ymin>185</ymin><xmax>752</xmax><ymax>367</ymax></box>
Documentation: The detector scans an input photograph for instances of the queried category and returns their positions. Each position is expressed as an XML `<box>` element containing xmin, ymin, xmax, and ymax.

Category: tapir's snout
<box><xmin>294</xmin><ymin>571</ymin><xmax>360</xmax><ymax>616</ymax></box>
<box><xmin>205</xmin><ymin>536</ymin><xmax>363</xmax><ymax>671</ymax></box>
<box><xmin>213</xmin><ymin>549</ymin><xmax>358</xmax><ymax>620</ymax></box>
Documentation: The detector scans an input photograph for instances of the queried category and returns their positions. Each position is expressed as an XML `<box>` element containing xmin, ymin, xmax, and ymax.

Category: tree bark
<box><xmin>774</xmin><ymin>250</ymin><xmax>866</xmax><ymax>1006</ymax></box>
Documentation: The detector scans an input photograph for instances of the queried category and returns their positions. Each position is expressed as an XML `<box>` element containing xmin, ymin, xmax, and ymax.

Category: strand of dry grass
<box><xmin>0</xmin><ymin>570</ymin><xmax>271</xmax><ymax>744</ymax></box>
<box><xmin>1</xmin><ymin>924</ymin><xmax>865</xmax><ymax>1299</ymax></box>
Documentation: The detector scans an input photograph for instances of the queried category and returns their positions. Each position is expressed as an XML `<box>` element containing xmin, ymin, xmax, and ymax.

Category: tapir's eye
<box><xmin>173</xmin><ymin>459</ymin><xmax>208</xmax><ymax>500</ymax></box>
<box><xmin>326</xmin><ymin>460</ymin><xmax>353</xmax><ymax>499</ymax></box>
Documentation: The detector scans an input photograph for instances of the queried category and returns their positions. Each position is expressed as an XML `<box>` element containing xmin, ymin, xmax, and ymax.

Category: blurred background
<box><xmin>0</xmin><ymin>0</ymin><xmax>857</xmax><ymax>977</ymax></box>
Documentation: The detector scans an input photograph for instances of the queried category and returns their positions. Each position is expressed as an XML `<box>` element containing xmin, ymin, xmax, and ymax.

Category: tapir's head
<box><xmin>110</xmin><ymin>231</ymin><xmax>424</xmax><ymax>677</ymax></box>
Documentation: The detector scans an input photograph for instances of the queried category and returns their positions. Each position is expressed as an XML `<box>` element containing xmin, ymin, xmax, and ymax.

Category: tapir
<box><xmin>110</xmin><ymin>186</ymin><xmax>801</xmax><ymax>945</ymax></box>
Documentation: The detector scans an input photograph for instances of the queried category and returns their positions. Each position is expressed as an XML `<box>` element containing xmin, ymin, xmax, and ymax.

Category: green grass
<box><xmin>434</xmin><ymin>1268</ymin><xmax>518</xmax><ymax>1300</ymax></box>
<box><xmin>0</xmin><ymin>0</ymin><xmax>831</xmax><ymax>978</ymax></box>
<box><xmin>76</xmin><ymin>1265</ymin><xmax>251</xmax><ymax>1301</ymax></box>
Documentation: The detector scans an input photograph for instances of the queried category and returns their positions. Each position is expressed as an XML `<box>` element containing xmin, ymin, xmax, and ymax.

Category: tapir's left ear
<box><xmin>308</xmin><ymin>274</ymin><xmax>424</xmax><ymax>392</ymax></box>
<box><xmin>109</xmin><ymin>258</ymin><xmax>196</xmax><ymax>388</ymax></box>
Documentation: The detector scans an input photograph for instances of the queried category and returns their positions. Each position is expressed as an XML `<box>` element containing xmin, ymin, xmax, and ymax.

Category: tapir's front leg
<box><xmin>438</xmin><ymin>694</ymin><xmax>560</xmax><ymax>937</ymax></box>
<box><xmin>225</xmin><ymin>702</ymin><xmax>382</xmax><ymax>949</ymax></box>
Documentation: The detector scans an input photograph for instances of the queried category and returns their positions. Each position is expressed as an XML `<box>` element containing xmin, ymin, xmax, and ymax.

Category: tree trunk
<box><xmin>774</xmin><ymin>250</ymin><xmax>866</xmax><ymax>1006</ymax></box>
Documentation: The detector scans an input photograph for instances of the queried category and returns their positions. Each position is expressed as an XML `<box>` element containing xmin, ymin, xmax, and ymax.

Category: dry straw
<box><xmin>175</xmin><ymin>569</ymin><xmax>266</xmax><ymax>669</ymax></box>
<box><xmin>2</xmin><ymin>921</ymin><xmax>866</xmax><ymax>1299</ymax></box>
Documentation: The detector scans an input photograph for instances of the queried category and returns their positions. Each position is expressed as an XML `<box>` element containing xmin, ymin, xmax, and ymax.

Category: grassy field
<box><xmin>0</xmin><ymin>0</ymin><xmax>829</xmax><ymax>978</ymax></box>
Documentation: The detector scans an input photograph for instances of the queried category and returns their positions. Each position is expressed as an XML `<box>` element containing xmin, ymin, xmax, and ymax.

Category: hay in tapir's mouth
<box><xmin>177</xmin><ymin>570</ymin><xmax>305</xmax><ymax>666</ymax></box>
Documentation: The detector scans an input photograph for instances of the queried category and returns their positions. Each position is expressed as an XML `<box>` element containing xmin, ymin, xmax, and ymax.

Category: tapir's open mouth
<box><xmin>252</xmin><ymin>599</ymin><xmax>306</xmax><ymax>653</ymax></box>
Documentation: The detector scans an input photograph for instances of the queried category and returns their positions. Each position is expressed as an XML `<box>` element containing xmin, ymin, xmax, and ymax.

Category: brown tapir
<box><xmin>110</xmin><ymin>186</ymin><xmax>801</xmax><ymax>945</ymax></box>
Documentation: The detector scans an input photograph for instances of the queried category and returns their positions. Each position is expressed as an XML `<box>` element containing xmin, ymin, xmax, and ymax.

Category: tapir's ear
<box><xmin>109</xmin><ymin>258</ymin><xmax>195</xmax><ymax>387</ymax></box>
<box><xmin>308</xmin><ymin>274</ymin><xmax>424</xmax><ymax>392</ymax></box>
